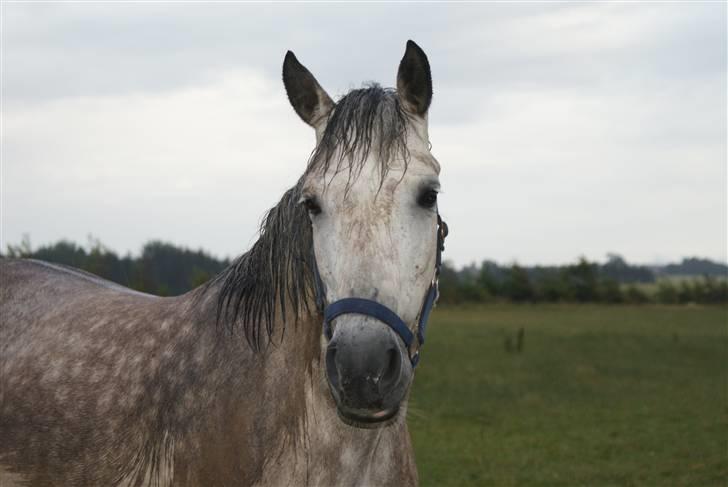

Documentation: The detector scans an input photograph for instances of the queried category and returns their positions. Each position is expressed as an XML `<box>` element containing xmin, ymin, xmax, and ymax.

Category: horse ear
<box><xmin>397</xmin><ymin>40</ymin><xmax>433</xmax><ymax>116</ymax></box>
<box><xmin>282</xmin><ymin>51</ymin><xmax>334</xmax><ymax>129</ymax></box>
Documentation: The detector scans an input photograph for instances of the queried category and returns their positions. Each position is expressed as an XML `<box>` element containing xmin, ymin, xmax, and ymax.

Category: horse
<box><xmin>0</xmin><ymin>40</ymin><xmax>447</xmax><ymax>486</ymax></box>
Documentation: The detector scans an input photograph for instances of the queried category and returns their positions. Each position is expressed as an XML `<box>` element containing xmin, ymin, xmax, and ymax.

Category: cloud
<box><xmin>2</xmin><ymin>2</ymin><xmax>725</xmax><ymax>266</ymax></box>
<box><xmin>434</xmin><ymin>79</ymin><xmax>726</xmax><ymax>265</ymax></box>
<box><xmin>3</xmin><ymin>68</ymin><xmax>315</xmax><ymax>258</ymax></box>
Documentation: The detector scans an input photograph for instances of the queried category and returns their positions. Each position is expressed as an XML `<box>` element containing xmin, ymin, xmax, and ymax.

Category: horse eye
<box><xmin>302</xmin><ymin>196</ymin><xmax>322</xmax><ymax>215</ymax></box>
<box><xmin>418</xmin><ymin>189</ymin><xmax>438</xmax><ymax>209</ymax></box>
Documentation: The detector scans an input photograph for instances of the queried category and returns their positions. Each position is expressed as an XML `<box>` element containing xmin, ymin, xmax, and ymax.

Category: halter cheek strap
<box><xmin>313</xmin><ymin>214</ymin><xmax>448</xmax><ymax>368</ymax></box>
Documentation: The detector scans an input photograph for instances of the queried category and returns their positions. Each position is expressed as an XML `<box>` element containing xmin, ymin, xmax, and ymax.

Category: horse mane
<box><xmin>210</xmin><ymin>84</ymin><xmax>411</xmax><ymax>349</ymax></box>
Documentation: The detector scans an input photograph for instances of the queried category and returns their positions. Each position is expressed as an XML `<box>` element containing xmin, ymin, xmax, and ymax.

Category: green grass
<box><xmin>408</xmin><ymin>304</ymin><xmax>728</xmax><ymax>486</ymax></box>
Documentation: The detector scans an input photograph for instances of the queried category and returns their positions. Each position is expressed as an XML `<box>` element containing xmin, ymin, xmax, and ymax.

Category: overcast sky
<box><xmin>2</xmin><ymin>2</ymin><xmax>726</xmax><ymax>267</ymax></box>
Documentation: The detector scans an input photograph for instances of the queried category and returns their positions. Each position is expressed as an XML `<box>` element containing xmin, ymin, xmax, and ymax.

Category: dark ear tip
<box><xmin>405</xmin><ymin>40</ymin><xmax>425</xmax><ymax>55</ymax></box>
<box><xmin>283</xmin><ymin>51</ymin><xmax>302</xmax><ymax>79</ymax></box>
<box><xmin>398</xmin><ymin>40</ymin><xmax>432</xmax><ymax>116</ymax></box>
<box><xmin>284</xmin><ymin>50</ymin><xmax>297</xmax><ymax>64</ymax></box>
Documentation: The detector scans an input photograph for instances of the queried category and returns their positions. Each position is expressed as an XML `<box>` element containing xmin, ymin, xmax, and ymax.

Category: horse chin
<box><xmin>336</xmin><ymin>405</ymin><xmax>400</xmax><ymax>429</ymax></box>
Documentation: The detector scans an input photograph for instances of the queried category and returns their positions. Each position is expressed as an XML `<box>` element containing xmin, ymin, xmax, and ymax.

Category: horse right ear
<box><xmin>283</xmin><ymin>51</ymin><xmax>334</xmax><ymax>130</ymax></box>
<box><xmin>397</xmin><ymin>40</ymin><xmax>433</xmax><ymax>116</ymax></box>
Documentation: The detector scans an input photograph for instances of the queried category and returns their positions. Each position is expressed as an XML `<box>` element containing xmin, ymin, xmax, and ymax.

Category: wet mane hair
<box><xmin>211</xmin><ymin>84</ymin><xmax>411</xmax><ymax>349</ymax></box>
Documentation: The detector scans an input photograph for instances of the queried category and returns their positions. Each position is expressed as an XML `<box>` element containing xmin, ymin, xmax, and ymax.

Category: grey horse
<box><xmin>0</xmin><ymin>40</ymin><xmax>443</xmax><ymax>486</ymax></box>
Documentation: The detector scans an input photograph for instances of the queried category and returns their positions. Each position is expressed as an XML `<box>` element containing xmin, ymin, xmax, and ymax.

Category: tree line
<box><xmin>3</xmin><ymin>238</ymin><xmax>727</xmax><ymax>304</ymax></box>
<box><xmin>3</xmin><ymin>237</ymin><xmax>228</xmax><ymax>296</ymax></box>
<box><xmin>439</xmin><ymin>255</ymin><xmax>728</xmax><ymax>305</ymax></box>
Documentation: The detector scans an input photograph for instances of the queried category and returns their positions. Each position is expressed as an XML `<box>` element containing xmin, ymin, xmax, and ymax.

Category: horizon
<box><xmin>5</xmin><ymin>233</ymin><xmax>727</xmax><ymax>270</ymax></box>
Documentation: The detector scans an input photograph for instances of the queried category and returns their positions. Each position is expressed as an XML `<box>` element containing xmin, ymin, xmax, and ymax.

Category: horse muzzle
<box><xmin>325</xmin><ymin>316</ymin><xmax>412</xmax><ymax>426</ymax></box>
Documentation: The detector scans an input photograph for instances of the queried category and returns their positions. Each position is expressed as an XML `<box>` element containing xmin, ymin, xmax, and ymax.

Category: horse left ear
<box><xmin>397</xmin><ymin>40</ymin><xmax>433</xmax><ymax>116</ymax></box>
<box><xmin>282</xmin><ymin>51</ymin><xmax>334</xmax><ymax>130</ymax></box>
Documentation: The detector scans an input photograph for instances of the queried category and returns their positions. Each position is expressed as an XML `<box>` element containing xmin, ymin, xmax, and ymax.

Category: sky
<box><xmin>1</xmin><ymin>2</ymin><xmax>726</xmax><ymax>267</ymax></box>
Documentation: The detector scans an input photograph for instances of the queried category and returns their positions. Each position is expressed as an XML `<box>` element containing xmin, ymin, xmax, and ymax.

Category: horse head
<box><xmin>283</xmin><ymin>41</ymin><xmax>444</xmax><ymax>426</ymax></box>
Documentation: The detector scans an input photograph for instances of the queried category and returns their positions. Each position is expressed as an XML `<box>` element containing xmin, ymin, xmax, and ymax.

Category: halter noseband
<box><xmin>312</xmin><ymin>214</ymin><xmax>448</xmax><ymax>367</ymax></box>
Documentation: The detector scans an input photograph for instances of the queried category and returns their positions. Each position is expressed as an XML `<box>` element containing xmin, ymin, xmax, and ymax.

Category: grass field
<box><xmin>408</xmin><ymin>304</ymin><xmax>728</xmax><ymax>486</ymax></box>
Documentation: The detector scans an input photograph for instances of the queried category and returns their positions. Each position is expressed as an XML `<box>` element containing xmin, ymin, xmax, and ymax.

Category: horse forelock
<box><xmin>308</xmin><ymin>83</ymin><xmax>411</xmax><ymax>189</ymax></box>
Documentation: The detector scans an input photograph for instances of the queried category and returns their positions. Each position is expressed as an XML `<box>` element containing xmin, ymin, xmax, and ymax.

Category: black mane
<box><xmin>212</xmin><ymin>84</ymin><xmax>411</xmax><ymax>349</ymax></box>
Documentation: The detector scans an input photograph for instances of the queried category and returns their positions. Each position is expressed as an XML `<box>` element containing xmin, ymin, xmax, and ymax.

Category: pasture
<box><xmin>409</xmin><ymin>304</ymin><xmax>727</xmax><ymax>486</ymax></box>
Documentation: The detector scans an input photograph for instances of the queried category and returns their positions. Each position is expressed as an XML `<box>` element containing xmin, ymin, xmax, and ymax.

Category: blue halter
<box><xmin>312</xmin><ymin>214</ymin><xmax>448</xmax><ymax>367</ymax></box>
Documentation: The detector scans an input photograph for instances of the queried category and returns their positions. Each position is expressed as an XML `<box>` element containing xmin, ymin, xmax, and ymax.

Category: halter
<box><xmin>312</xmin><ymin>214</ymin><xmax>448</xmax><ymax>367</ymax></box>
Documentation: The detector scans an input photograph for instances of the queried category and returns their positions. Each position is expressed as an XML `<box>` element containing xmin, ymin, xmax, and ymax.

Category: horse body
<box><xmin>0</xmin><ymin>259</ymin><xmax>416</xmax><ymax>486</ymax></box>
<box><xmin>1</xmin><ymin>40</ymin><xmax>439</xmax><ymax>486</ymax></box>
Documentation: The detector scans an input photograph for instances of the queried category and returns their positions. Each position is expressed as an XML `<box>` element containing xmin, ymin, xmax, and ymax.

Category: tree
<box><xmin>564</xmin><ymin>257</ymin><xmax>599</xmax><ymax>302</ymax></box>
<box><xmin>624</xmin><ymin>285</ymin><xmax>649</xmax><ymax>304</ymax></box>
<box><xmin>5</xmin><ymin>234</ymin><xmax>33</xmax><ymax>258</ymax></box>
<box><xmin>599</xmin><ymin>278</ymin><xmax>623</xmax><ymax>304</ymax></box>
<box><xmin>656</xmin><ymin>280</ymin><xmax>678</xmax><ymax>304</ymax></box>
<box><xmin>437</xmin><ymin>261</ymin><xmax>461</xmax><ymax>304</ymax></box>
<box><xmin>478</xmin><ymin>260</ymin><xmax>503</xmax><ymax>297</ymax></box>
<box><xmin>503</xmin><ymin>264</ymin><xmax>534</xmax><ymax>302</ymax></box>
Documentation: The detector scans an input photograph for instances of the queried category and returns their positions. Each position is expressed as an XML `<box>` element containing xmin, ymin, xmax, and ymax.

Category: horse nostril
<box><xmin>379</xmin><ymin>347</ymin><xmax>401</xmax><ymax>392</ymax></box>
<box><xmin>325</xmin><ymin>344</ymin><xmax>340</xmax><ymax>392</ymax></box>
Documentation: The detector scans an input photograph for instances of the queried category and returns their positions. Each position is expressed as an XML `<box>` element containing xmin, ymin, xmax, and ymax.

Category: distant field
<box><xmin>408</xmin><ymin>304</ymin><xmax>728</xmax><ymax>486</ymax></box>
